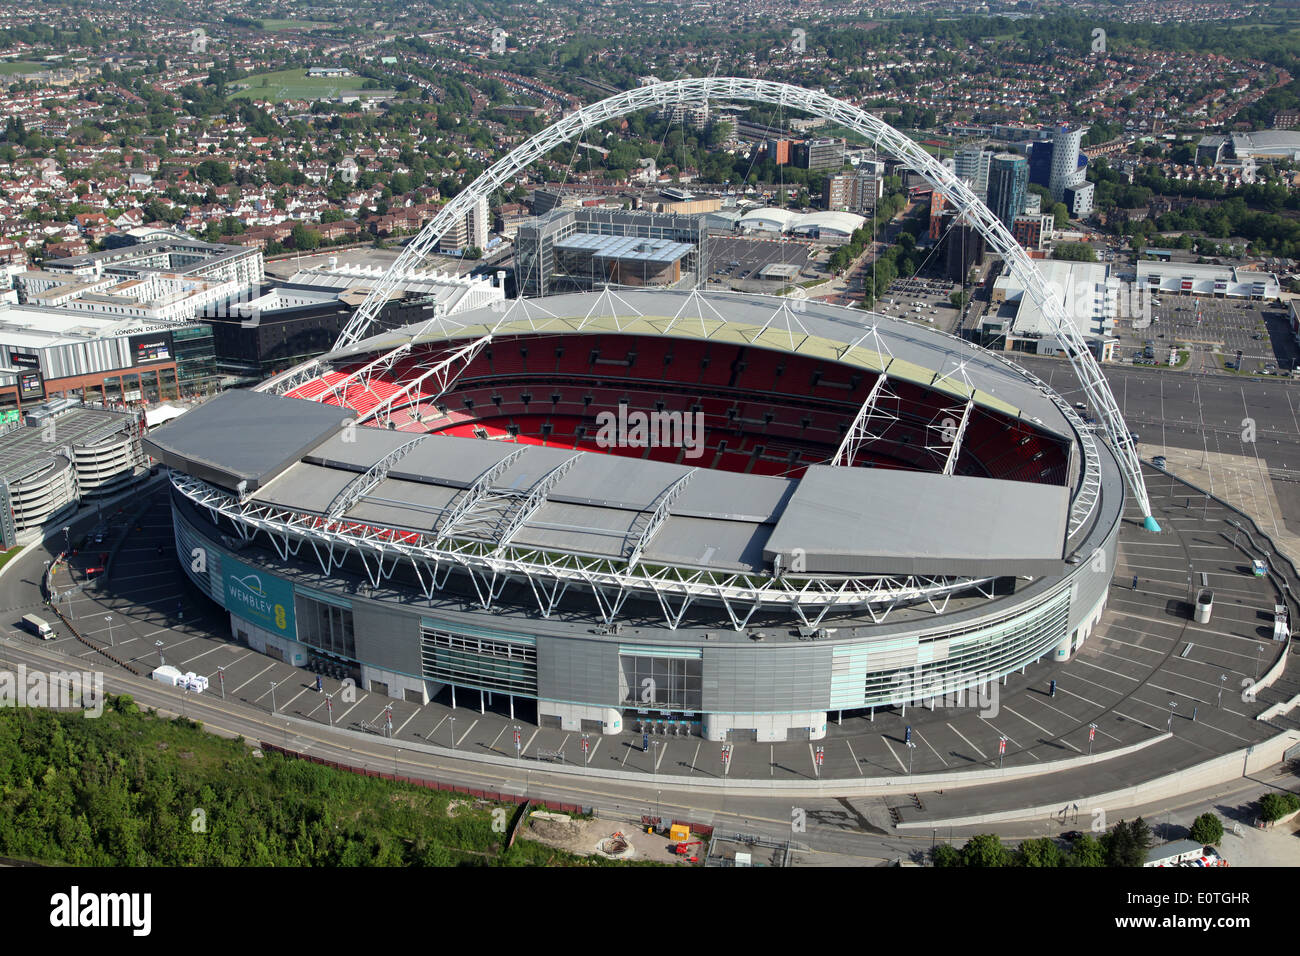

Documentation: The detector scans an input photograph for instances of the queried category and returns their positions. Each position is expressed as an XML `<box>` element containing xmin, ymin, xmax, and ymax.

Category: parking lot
<box><xmin>706</xmin><ymin>235</ymin><xmax>819</xmax><ymax>289</ymax></box>
<box><xmin>1113</xmin><ymin>293</ymin><xmax>1297</xmax><ymax>375</ymax></box>
<box><xmin>872</xmin><ymin>276</ymin><xmax>960</xmax><ymax>331</ymax></box>
<box><xmin>4</xmin><ymin>468</ymin><xmax>1293</xmax><ymax>795</ymax></box>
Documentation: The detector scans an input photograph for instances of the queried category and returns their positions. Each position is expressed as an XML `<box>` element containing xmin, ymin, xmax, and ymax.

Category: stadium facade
<box><xmin>147</xmin><ymin>289</ymin><xmax>1124</xmax><ymax>742</ymax></box>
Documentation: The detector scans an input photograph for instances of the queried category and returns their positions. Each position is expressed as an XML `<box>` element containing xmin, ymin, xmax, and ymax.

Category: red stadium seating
<box><xmin>285</xmin><ymin>332</ymin><xmax>1071</xmax><ymax>484</ymax></box>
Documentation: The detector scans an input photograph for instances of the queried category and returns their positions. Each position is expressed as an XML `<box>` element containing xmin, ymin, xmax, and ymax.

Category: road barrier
<box><xmin>257</xmin><ymin>740</ymin><xmax>593</xmax><ymax>817</ymax></box>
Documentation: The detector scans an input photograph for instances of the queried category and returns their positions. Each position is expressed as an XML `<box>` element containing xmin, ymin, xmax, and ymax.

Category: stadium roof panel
<box><xmin>512</xmin><ymin>501</ymin><xmax>640</xmax><ymax>558</ymax></box>
<box><xmin>145</xmin><ymin>389</ymin><xmax>350</xmax><ymax>492</ymax></box>
<box><xmin>763</xmin><ymin>465</ymin><xmax>1068</xmax><ymax>577</ymax></box>
<box><xmin>327</xmin><ymin>290</ymin><xmax>1053</xmax><ymax>432</ymax></box>
<box><xmin>641</xmin><ymin>513</ymin><xmax>772</xmax><ymax>572</ymax></box>
<box><xmin>238</xmin><ymin>423</ymin><xmax>1066</xmax><ymax>577</ymax></box>
<box><xmin>254</xmin><ymin>461</ymin><xmax>356</xmax><ymax>514</ymax></box>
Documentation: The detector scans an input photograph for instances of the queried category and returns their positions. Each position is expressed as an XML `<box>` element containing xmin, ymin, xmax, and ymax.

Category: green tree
<box><xmin>1015</xmin><ymin>837</ymin><xmax>1063</xmax><ymax>867</ymax></box>
<box><xmin>932</xmin><ymin>843</ymin><xmax>961</xmax><ymax>867</ymax></box>
<box><xmin>1258</xmin><ymin>792</ymin><xmax>1300</xmax><ymax>823</ymax></box>
<box><xmin>1102</xmin><ymin>819</ymin><xmax>1151</xmax><ymax>866</ymax></box>
<box><xmin>1053</xmin><ymin>242</ymin><xmax>1097</xmax><ymax>262</ymax></box>
<box><xmin>1130</xmin><ymin>817</ymin><xmax>1153</xmax><ymax>856</ymax></box>
<box><xmin>1067</xmin><ymin>832</ymin><xmax>1106</xmax><ymax>867</ymax></box>
<box><xmin>1051</xmin><ymin>202</ymin><xmax>1070</xmax><ymax>230</ymax></box>
<box><xmin>1189</xmin><ymin>813</ymin><xmax>1224</xmax><ymax>846</ymax></box>
<box><xmin>960</xmin><ymin>833</ymin><xmax>1011</xmax><ymax>867</ymax></box>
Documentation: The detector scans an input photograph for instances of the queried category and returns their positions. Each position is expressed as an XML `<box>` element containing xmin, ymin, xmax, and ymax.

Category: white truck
<box><xmin>21</xmin><ymin>613</ymin><xmax>53</xmax><ymax>639</ymax></box>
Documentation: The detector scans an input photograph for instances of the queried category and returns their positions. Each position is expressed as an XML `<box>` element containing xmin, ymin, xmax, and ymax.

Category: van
<box><xmin>21</xmin><ymin>613</ymin><xmax>53</xmax><ymax>639</ymax></box>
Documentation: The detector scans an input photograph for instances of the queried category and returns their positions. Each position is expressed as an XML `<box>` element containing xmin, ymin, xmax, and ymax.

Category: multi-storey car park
<box><xmin>145</xmin><ymin>288</ymin><xmax>1123</xmax><ymax>743</ymax></box>
<box><xmin>0</xmin><ymin>399</ymin><xmax>146</xmax><ymax>548</ymax></box>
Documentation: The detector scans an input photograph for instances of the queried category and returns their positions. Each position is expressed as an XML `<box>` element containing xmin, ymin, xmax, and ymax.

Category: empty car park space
<box><xmin>707</xmin><ymin>236</ymin><xmax>816</xmax><ymax>285</ymax></box>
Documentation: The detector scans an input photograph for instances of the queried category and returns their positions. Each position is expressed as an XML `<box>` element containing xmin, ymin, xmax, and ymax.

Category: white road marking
<box><xmin>913</xmin><ymin>727</ymin><xmax>949</xmax><ymax>767</ymax></box>
<box><xmin>880</xmin><ymin>734</ymin><xmax>907</xmax><ymax>774</ymax></box>
<box><xmin>947</xmin><ymin>722</ymin><xmax>987</xmax><ymax>760</ymax></box>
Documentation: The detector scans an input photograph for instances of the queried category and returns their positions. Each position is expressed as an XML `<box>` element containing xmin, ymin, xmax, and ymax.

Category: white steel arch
<box><xmin>334</xmin><ymin>77</ymin><xmax>1158</xmax><ymax>530</ymax></box>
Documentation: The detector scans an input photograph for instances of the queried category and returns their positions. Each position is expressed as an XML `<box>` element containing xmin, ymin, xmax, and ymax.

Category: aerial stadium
<box><xmin>144</xmin><ymin>78</ymin><xmax>1156</xmax><ymax>744</ymax></box>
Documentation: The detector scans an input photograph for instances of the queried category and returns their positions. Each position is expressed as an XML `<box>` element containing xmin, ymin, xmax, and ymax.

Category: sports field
<box><xmin>0</xmin><ymin>60</ymin><xmax>50</xmax><ymax>76</ymax></box>
<box><xmin>228</xmin><ymin>68</ymin><xmax>395</xmax><ymax>103</ymax></box>
<box><xmin>257</xmin><ymin>18</ymin><xmax>335</xmax><ymax>32</ymax></box>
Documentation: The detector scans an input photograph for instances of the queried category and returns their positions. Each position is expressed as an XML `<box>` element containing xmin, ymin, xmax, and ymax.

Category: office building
<box><xmin>987</xmin><ymin>153</ymin><xmax>1029</xmax><ymax>230</ymax></box>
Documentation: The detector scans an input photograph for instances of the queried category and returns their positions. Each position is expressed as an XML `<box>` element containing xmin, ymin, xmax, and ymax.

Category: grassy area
<box><xmin>0</xmin><ymin>699</ymin><xmax>643</xmax><ymax>866</ymax></box>
<box><xmin>228</xmin><ymin>68</ymin><xmax>394</xmax><ymax>103</ymax></box>
<box><xmin>0</xmin><ymin>60</ymin><xmax>49</xmax><ymax>76</ymax></box>
<box><xmin>814</xmin><ymin>123</ymin><xmax>874</xmax><ymax>146</ymax></box>
<box><xmin>257</xmin><ymin>18</ymin><xmax>335</xmax><ymax>32</ymax></box>
<box><xmin>0</xmin><ymin>546</ymin><xmax>19</xmax><ymax>571</ymax></box>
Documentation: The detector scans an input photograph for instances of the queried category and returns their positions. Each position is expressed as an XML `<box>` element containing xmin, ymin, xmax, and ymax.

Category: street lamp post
<box><xmin>998</xmin><ymin>735</ymin><xmax>1008</xmax><ymax>769</ymax></box>
<box><xmin>154</xmin><ymin>640</ymin><xmax>164</xmax><ymax>666</ymax></box>
<box><xmin>448</xmin><ymin>715</ymin><xmax>456</xmax><ymax>750</ymax></box>
<box><xmin>103</xmin><ymin>615</ymin><xmax>114</xmax><ymax>647</ymax></box>
<box><xmin>907</xmin><ymin>740</ymin><xmax>917</xmax><ymax>776</ymax></box>
<box><xmin>1167</xmin><ymin>700</ymin><xmax>1177</xmax><ymax>732</ymax></box>
<box><xmin>325</xmin><ymin>693</ymin><xmax>333</xmax><ymax>726</ymax></box>
<box><xmin>1218</xmin><ymin>673</ymin><xmax>1226</xmax><ymax>708</ymax></box>
<box><xmin>269</xmin><ymin>681</ymin><xmax>277</xmax><ymax>715</ymax></box>
<box><xmin>513</xmin><ymin>724</ymin><xmax>522</xmax><ymax>760</ymax></box>
<box><xmin>217</xmin><ymin>666</ymin><xmax>225</xmax><ymax>700</ymax></box>
<box><xmin>1088</xmin><ymin>723</ymin><xmax>1097</xmax><ymax>756</ymax></box>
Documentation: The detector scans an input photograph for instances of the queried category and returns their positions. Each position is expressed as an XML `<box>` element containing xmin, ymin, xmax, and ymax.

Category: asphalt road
<box><xmin>1019</xmin><ymin>353</ymin><xmax>1300</xmax><ymax>474</ymax></box>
